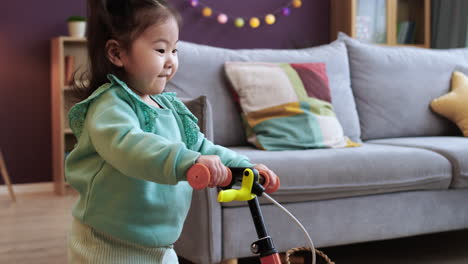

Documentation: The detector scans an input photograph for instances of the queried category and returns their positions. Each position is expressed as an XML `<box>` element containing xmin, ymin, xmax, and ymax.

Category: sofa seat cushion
<box><xmin>367</xmin><ymin>137</ymin><xmax>468</xmax><ymax>188</ymax></box>
<box><xmin>225</xmin><ymin>144</ymin><xmax>451</xmax><ymax>206</ymax></box>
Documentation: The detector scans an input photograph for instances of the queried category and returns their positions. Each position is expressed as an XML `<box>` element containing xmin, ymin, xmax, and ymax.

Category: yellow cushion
<box><xmin>430</xmin><ymin>71</ymin><xmax>468</xmax><ymax>137</ymax></box>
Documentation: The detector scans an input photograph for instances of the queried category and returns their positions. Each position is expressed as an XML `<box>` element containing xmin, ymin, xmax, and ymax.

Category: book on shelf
<box><xmin>397</xmin><ymin>21</ymin><xmax>416</xmax><ymax>44</ymax></box>
<box><xmin>64</xmin><ymin>55</ymin><xmax>75</xmax><ymax>86</ymax></box>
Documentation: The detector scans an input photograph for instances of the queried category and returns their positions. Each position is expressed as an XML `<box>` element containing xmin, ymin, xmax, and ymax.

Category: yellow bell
<box><xmin>218</xmin><ymin>169</ymin><xmax>256</xmax><ymax>203</ymax></box>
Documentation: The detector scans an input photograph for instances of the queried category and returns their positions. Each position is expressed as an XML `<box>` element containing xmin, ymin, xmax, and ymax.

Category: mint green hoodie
<box><xmin>65</xmin><ymin>74</ymin><xmax>252</xmax><ymax>247</ymax></box>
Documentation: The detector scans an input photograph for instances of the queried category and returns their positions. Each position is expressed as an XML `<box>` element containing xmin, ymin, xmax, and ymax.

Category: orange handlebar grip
<box><xmin>187</xmin><ymin>163</ymin><xmax>211</xmax><ymax>190</ymax></box>
<box><xmin>258</xmin><ymin>169</ymin><xmax>280</xmax><ymax>193</ymax></box>
<box><xmin>187</xmin><ymin>163</ymin><xmax>233</xmax><ymax>190</ymax></box>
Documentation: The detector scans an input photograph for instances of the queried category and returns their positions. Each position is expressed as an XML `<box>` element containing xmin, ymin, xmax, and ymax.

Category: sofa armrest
<box><xmin>177</xmin><ymin>96</ymin><xmax>220</xmax><ymax>263</ymax></box>
<box><xmin>181</xmin><ymin>95</ymin><xmax>214</xmax><ymax>141</ymax></box>
<box><xmin>175</xmin><ymin>187</ymin><xmax>222</xmax><ymax>263</ymax></box>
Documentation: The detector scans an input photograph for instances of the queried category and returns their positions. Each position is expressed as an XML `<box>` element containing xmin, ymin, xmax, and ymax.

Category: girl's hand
<box><xmin>196</xmin><ymin>155</ymin><xmax>229</xmax><ymax>188</ymax></box>
<box><xmin>253</xmin><ymin>164</ymin><xmax>279</xmax><ymax>193</ymax></box>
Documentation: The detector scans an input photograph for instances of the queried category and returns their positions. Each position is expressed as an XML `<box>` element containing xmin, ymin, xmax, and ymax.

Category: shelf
<box><xmin>381</xmin><ymin>43</ymin><xmax>426</xmax><ymax>48</ymax></box>
<box><xmin>57</xmin><ymin>36</ymin><xmax>87</xmax><ymax>43</ymax></box>
<box><xmin>330</xmin><ymin>0</ymin><xmax>430</xmax><ymax>48</ymax></box>
<box><xmin>398</xmin><ymin>44</ymin><xmax>425</xmax><ymax>48</ymax></box>
<box><xmin>51</xmin><ymin>36</ymin><xmax>89</xmax><ymax>195</ymax></box>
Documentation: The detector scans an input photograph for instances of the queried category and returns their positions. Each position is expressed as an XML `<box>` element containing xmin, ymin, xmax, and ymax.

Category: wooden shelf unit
<box><xmin>330</xmin><ymin>0</ymin><xmax>431</xmax><ymax>48</ymax></box>
<box><xmin>51</xmin><ymin>36</ymin><xmax>88</xmax><ymax>195</ymax></box>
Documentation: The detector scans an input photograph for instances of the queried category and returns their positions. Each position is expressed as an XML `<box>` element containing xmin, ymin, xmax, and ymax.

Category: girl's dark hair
<box><xmin>72</xmin><ymin>0</ymin><xmax>181</xmax><ymax>100</ymax></box>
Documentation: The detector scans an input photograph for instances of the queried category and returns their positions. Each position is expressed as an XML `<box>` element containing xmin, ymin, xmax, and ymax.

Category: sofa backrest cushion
<box><xmin>224</xmin><ymin>61</ymin><xmax>352</xmax><ymax>150</ymax></box>
<box><xmin>166</xmin><ymin>40</ymin><xmax>361</xmax><ymax>146</ymax></box>
<box><xmin>341</xmin><ymin>34</ymin><xmax>468</xmax><ymax>140</ymax></box>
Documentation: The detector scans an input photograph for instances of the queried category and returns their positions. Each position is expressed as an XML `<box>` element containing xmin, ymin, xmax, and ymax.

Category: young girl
<box><xmin>65</xmin><ymin>0</ymin><xmax>278</xmax><ymax>263</ymax></box>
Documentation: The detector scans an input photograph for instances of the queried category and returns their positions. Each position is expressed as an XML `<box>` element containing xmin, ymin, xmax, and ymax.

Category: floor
<box><xmin>1</xmin><ymin>189</ymin><xmax>467</xmax><ymax>264</ymax></box>
<box><xmin>230</xmin><ymin>229</ymin><xmax>468</xmax><ymax>264</ymax></box>
<box><xmin>0</xmin><ymin>188</ymin><xmax>77</xmax><ymax>264</ymax></box>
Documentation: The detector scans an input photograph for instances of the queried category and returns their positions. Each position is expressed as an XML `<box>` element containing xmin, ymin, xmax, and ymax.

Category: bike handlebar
<box><xmin>187</xmin><ymin>163</ymin><xmax>280</xmax><ymax>193</ymax></box>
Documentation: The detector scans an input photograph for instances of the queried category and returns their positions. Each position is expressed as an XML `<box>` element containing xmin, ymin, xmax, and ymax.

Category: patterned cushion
<box><xmin>224</xmin><ymin>61</ymin><xmax>358</xmax><ymax>150</ymax></box>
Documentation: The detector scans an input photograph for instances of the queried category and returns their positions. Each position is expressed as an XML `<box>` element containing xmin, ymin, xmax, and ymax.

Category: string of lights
<box><xmin>187</xmin><ymin>0</ymin><xmax>303</xmax><ymax>28</ymax></box>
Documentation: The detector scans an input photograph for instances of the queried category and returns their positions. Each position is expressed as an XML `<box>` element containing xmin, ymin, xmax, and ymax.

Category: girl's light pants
<box><xmin>68</xmin><ymin>218</ymin><xmax>179</xmax><ymax>264</ymax></box>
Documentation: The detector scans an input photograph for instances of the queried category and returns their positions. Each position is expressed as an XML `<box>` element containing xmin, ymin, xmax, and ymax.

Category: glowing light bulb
<box><xmin>234</xmin><ymin>18</ymin><xmax>245</xmax><ymax>28</ymax></box>
<box><xmin>249</xmin><ymin>17</ymin><xmax>260</xmax><ymax>28</ymax></box>
<box><xmin>189</xmin><ymin>0</ymin><xmax>198</xmax><ymax>7</ymax></box>
<box><xmin>202</xmin><ymin>7</ymin><xmax>212</xmax><ymax>17</ymax></box>
<box><xmin>217</xmin><ymin>13</ymin><xmax>228</xmax><ymax>24</ymax></box>
<box><xmin>265</xmin><ymin>14</ymin><xmax>276</xmax><ymax>25</ymax></box>
<box><xmin>282</xmin><ymin>7</ymin><xmax>291</xmax><ymax>16</ymax></box>
<box><xmin>292</xmin><ymin>0</ymin><xmax>302</xmax><ymax>8</ymax></box>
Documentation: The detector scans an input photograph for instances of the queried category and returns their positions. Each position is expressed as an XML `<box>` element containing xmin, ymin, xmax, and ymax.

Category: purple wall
<box><xmin>0</xmin><ymin>0</ymin><xmax>329</xmax><ymax>184</ymax></box>
<box><xmin>174</xmin><ymin>0</ymin><xmax>330</xmax><ymax>49</ymax></box>
<box><xmin>0</xmin><ymin>1</ymin><xmax>86</xmax><ymax>184</ymax></box>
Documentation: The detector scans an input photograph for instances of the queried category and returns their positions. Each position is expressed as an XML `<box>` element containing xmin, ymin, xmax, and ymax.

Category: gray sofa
<box><xmin>168</xmin><ymin>34</ymin><xmax>468</xmax><ymax>264</ymax></box>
